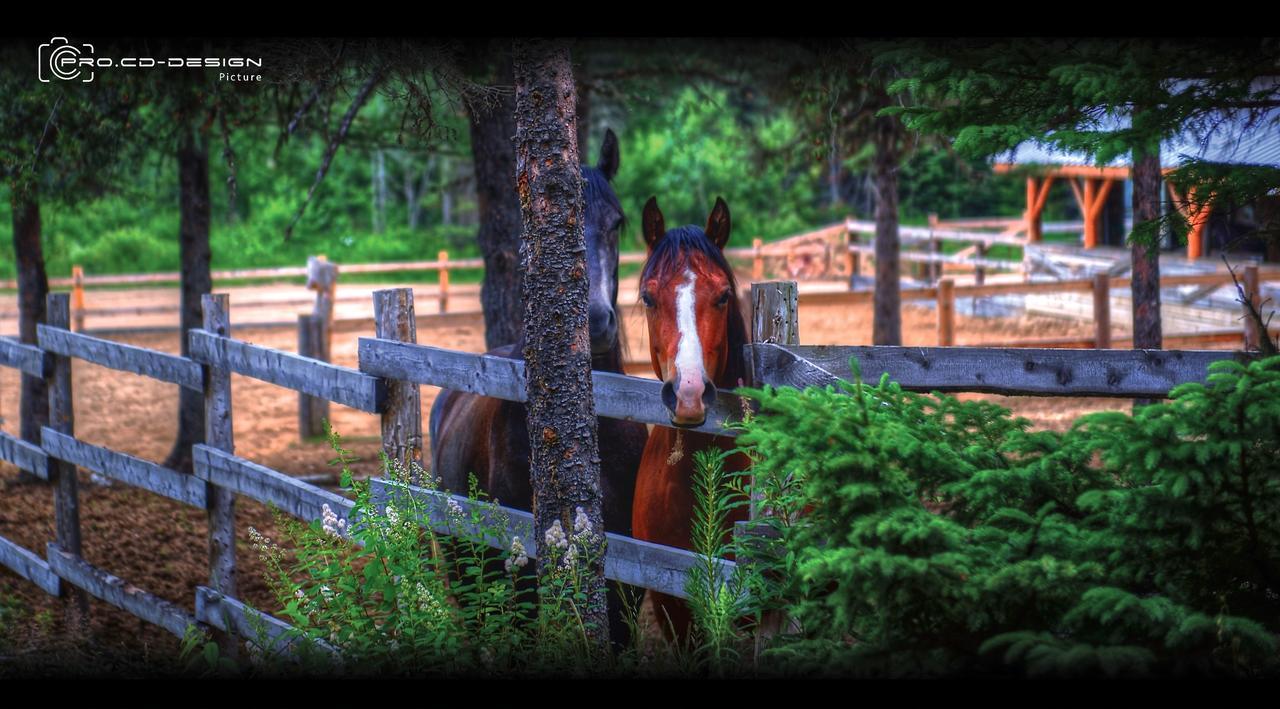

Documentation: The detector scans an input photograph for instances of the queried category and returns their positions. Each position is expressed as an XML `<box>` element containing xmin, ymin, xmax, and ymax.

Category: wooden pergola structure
<box><xmin>993</xmin><ymin>163</ymin><xmax>1212</xmax><ymax>259</ymax></box>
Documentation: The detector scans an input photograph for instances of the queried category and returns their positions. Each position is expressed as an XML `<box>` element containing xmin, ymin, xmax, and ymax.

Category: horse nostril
<box><xmin>661</xmin><ymin>380</ymin><xmax>678</xmax><ymax>414</ymax></box>
<box><xmin>701</xmin><ymin>377</ymin><xmax>717</xmax><ymax>408</ymax></box>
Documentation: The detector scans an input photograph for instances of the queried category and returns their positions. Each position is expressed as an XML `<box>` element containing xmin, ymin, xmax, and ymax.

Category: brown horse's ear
<box><xmin>642</xmin><ymin>196</ymin><xmax>666</xmax><ymax>251</ymax></box>
<box><xmin>705</xmin><ymin>197</ymin><xmax>731</xmax><ymax>250</ymax></box>
<box><xmin>597</xmin><ymin>128</ymin><xmax>620</xmax><ymax>182</ymax></box>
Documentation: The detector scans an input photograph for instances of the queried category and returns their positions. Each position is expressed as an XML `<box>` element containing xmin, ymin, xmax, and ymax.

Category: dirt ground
<box><xmin>0</xmin><ymin>278</ymin><xmax>1217</xmax><ymax>674</ymax></box>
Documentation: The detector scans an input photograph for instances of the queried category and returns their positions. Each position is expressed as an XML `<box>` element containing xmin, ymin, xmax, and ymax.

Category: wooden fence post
<box><xmin>1243</xmin><ymin>264</ymin><xmax>1261</xmax><ymax>351</ymax></box>
<box><xmin>928</xmin><ymin>213</ymin><xmax>941</xmax><ymax>283</ymax></box>
<box><xmin>974</xmin><ymin>243</ymin><xmax>987</xmax><ymax>287</ymax></box>
<box><xmin>746</xmin><ymin>281</ymin><xmax>798</xmax><ymax>658</ymax></box>
<box><xmin>937</xmin><ymin>277</ymin><xmax>955</xmax><ymax>346</ymax></box>
<box><xmin>71</xmin><ymin>266</ymin><xmax>85</xmax><ymax>333</ymax></box>
<box><xmin>752</xmin><ymin>237</ymin><xmax>763</xmax><ymax>282</ymax></box>
<box><xmin>374</xmin><ymin>288</ymin><xmax>422</xmax><ymax>480</ymax></box>
<box><xmin>306</xmin><ymin>255</ymin><xmax>337</xmax><ymax>360</ymax></box>
<box><xmin>437</xmin><ymin>250</ymin><xmax>450</xmax><ymax>314</ymax></box>
<box><xmin>201</xmin><ymin>293</ymin><xmax>238</xmax><ymax>657</ymax></box>
<box><xmin>46</xmin><ymin>292</ymin><xmax>89</xmax><ymax>628</ymax></box>
<box><xmin>1093</xmin><ymin>273</ymin><xmax>1111</xmax><ymax>349</ymax></box>
<box><xmin>297</xmin><ymin>314</ymin><xmax>329</xmax><ymax>440</ymax></box>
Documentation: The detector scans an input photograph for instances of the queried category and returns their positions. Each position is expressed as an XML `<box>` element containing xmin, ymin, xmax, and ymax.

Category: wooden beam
<box><xmin>374</xmin><ymin>289</ymin><xmax>423</xmax><ymax>474</ymax></box>
<box><xmin>189</xmin><ymin>329</ymin><xmax>386</xmax><ymax>414</ymax></box>
<box><xmin>194</xmin><ymin>586</ymin><xmax>337</xmax><ymax>659</ymax></box>
<box><xmin>201</xmin><ymin>294</ymin><xmax>237</xmax><ymax>659</ymax></box>
<box><xmin>193</xmin><ymin>445</ymin><xmax>356</xmax><ymax>529</ymax></box>
<box><xmin>369</xmin><ymin>479</ymin><xmax>738</xmax><ymax>601</ymax></box>
<box><xmin>937</xmin><ymin>278</ymin><xmax>955</xmax><ymax>346</ymax></box>
<box><xmin>748</xmin><ymin>343</ymin><xmax>1253</xmax><ymax>399</ymax></box>
<box><xmin>1067</xmin><ymin>178</ymin><xmax>1086</xmax><ymax>215</ymax></box>
<box><xmin>357</xmin><ymin>338</ymin><xmax>744</xmax><ymax>436</ymax></box>
<box><xmin>45</xmin><ymin>293</ymin><xmax>88</xmax><ymax>625</ymax></box>
<box><xmin>46</xmin><ymin>543</ymin><xmax>203</xmax><ymax>640</ymax></box>
<box><xmin>36</xmin><ymin>326</ymin><xmax>203</xmax><ymax>391</ymax></box>
<box><xmin>0</xmin><ymin>535</ymin><xmax>60</xmax><ymax>596</ymax></box>
<box><xmin>0</xmin><ymin>430</ymin><xmax>50</xmax><ymax>479</ymax></box>
<box><xmin>1093</xmin><ymin>273</ymin><xmax>1112</xmax><ymax>350</ymax></box>
<box><xmin>0</xmin><ymin>335</ymin><xmax>50</xmax><ymax>378</ymax></box>
<box><xmin>40</xmin><ymin>428</ymin><xmax>207</xmax><ymax>509</ymax></box>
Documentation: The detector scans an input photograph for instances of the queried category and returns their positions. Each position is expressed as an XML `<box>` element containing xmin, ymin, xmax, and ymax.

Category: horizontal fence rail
<box><xmin>46</xmin><ymin>542</ymin><xmax>202</xmax><ymax>640</ymax></box>
<box><xmin>37</xmin><ymin>325</ymin><xmax>204</xmax><ymax>391</ymax></box>
<box><xmin>189</xmin><ymin>330</ymin><xmax>385</xmax><ymax>413</ymax></box>
<box><xmin>370</xmin><ymin>479</ymin><xmax>737</xmax><ymax>601</ymax></box>
<box><xmin>357</xmin><ymin>338</ymin><xmax>744</xmax><ymax>436</ymax></box>
<box><xmin>193</xmin><ymin>445</ymin><xmax>355</xmax><ymax>528</ymax></box>
<box><xmin>0</xmin><ymin>335</ymin><xmax>50</xmax><ymax>377</ymax></box>
<box><xmin>0</xmin><ymin>536</ymin><xmax>61</xmax><ymax>595</ymax></box>
<box><xmin>195</xmin><ymin>586</ymin><xmax>337</xmax><ymax>659</ymax></box>
<box><xmin>0</xmin><ymin>431</ymin><xmax>50</xmax><ymax>479</ymax></box>
<box><xmin>41</xmin><ymin>428</ymin><xmax>207</xmax><ymax>508</ymax></box>
<box><xmin>750</xmin><ymin>343</ymin><xmax>1253</xmax><ymax>398</ymax></box>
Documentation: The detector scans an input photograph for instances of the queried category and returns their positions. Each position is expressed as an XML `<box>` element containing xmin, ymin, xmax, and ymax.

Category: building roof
<box><xmin>997</xmin><ymin>102</ymin><xmax>1280</xmax><ymax>170</ymax></box>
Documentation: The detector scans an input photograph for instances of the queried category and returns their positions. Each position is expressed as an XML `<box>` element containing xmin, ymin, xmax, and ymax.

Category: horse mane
<box><xmin>640</xmin><ymin>225</ymin><xmax>751</xmax><ymax>388</ymax></box>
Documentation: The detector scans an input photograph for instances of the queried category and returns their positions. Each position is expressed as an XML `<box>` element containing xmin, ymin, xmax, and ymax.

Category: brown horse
<box><xmin>429</xmin><ymin>130</ymin><xmax>648</xmax><ymax>645</ymax></box>
<box><xmin>634</xmin><ymin>196</ymin><xmax>752</xmax><ymax>642</ymax></box>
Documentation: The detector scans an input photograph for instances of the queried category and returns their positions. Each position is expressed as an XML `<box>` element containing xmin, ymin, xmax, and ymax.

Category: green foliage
<box><xmin>732</xmin><ymin>356</ymin><xmax>1280</xmax><ymax>677</ymax></box>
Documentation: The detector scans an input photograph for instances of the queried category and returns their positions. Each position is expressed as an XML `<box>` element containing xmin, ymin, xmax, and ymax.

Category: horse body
<box><xmin>633</xmin><ymin>196</ymin><xmax>752</xmax><ymax>641</ymax></box>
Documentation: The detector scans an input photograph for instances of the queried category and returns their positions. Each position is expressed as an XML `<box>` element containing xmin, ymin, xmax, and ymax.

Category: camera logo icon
<box><xmin>39</xmin><ymin>37</ymin><xmax>95</xmax><ymax>83</ymax></box>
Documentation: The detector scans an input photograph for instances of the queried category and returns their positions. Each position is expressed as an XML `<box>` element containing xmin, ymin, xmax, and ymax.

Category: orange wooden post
<box><xmin>1026</xmin><ymin>176</ymin><xmax>1054</xmax><ymax>244</ymax></box>
<box><xmin>1083</xmin><ymin>179</ymin><xmax>1115</xmax><ymax>250</ymax></box>
<box><xmin>71</xmin><ymin>266</ymin><xmax>85</xmax><ymax>333</ymax></box>
<box><xmin>841</xmin><ymin>226</ymin><xmax>854</xmax><ymax>280</ymax></box>
<box><xmin>1092</xmin><ymin>273</ymin><xmax>1111</xmax><ymax>349</ymax></box>
<box><xmin>437</xmin><ymin>250</ymin><xmax>450</xmax><ymax>313</ymax></box>
<box><xmin>752</xmin><ymin>237</ymin><xmax>763</xmax><ymax>282</ymax></box>
<box><xmin>1243</xmin><ymin>264</ymin><xmax>1261</xmax><ymax>350</ymax></box>
<box><xmin>937</xmin><ymin>277</ymin><xmax>955</xmax><ymax>346</ymax></box>
<box><xmin>1186</xmin><ymin>186</ymin><xmax>1210</xmax><ymax>260</ymax></box>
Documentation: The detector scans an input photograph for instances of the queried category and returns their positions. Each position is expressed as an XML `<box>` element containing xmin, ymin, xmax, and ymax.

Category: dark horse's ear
<box><xmin>642</xmin><ymin>196</ymin><xmax>666</xmax><ymax>251</ymax></box>
<box><xmin>597</xmin><ymin>128</ymin><xmax>620</xmax><ymax>182</ymax></box>
<box><xmin>705</xmin><ymin>197</ymin><xmax>731</xmax><ymax>250</ymax></box>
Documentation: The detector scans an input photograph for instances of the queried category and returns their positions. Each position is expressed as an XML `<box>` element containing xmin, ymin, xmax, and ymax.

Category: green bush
<box><xmin>734</xmin><ymin>356</ymin><xmax>1280</xmax><ymax>677</ymax></box>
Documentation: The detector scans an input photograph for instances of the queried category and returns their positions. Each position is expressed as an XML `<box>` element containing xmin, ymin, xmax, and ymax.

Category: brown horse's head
<box><xmin>639</xmin><ymin>196</ymin><xmax>746</xmax><ymax>427</ymax></box>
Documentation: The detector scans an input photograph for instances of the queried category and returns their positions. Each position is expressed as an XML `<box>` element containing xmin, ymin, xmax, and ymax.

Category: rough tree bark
<box><xmin>872</xmin><ymin>99</ymin><xmax>903</xmax><ymax>346</ymax></box>
<box><xmin>163</xmin><ymin>128</ymin><xmax>212</xmax><ymax>473</ymax></box>
<box><xmin>467</xmin><ymin>45</ymin><xmax>525</xmax><ymax>350</ymax></box>
<box><xmin>1131</xmin><ymin>140</ymin><xmax>1163</xmax><ymax>352</ymax></box>
<box><xmin>512</xmin><ymin>39</ymin><xmax>609</xmax><ymax>649</ymax></box>
<box><xmin>12</xmin><ymin>188</ymin><xmax>49</xmax><ymax>476</ymax></box>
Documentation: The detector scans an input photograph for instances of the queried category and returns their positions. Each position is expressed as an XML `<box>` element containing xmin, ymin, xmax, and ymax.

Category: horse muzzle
<box><xmin>661</xmin><ymin>375</ymin><xmax>717</xmax><ymax>427</ymax></box>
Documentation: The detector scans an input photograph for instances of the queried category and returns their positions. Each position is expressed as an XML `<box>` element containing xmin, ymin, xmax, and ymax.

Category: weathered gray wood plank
<box><xmin>46</xmin><ymin>542</ymin><xmax>202</xmax><ymax>640</ymax></box>
<box><xmin>0</xmin><ymin>335</ymin><xmax>50</xmax><ymax>377</ymax></box>
<box><xmin>46</xmin><ymin>293</ymin><xmax>88</xmax><ymax>623</ymax></box>
<box><xmin>189</xmin><ymin>329</ymin><xmax>385</xmax><ymax>413</ymax></box>
<box><xmin>0</xmin><ymin>430</ymin><xmax>49</xmax><ymax>479</ymax></box>
<box><xmin>40</xmin><ymin>428</ymin><xmax>206</xmax><ymax>508</ymax></box>
<box><xmin>749</xmin><ymin>343</ymin><xmax>1253</xmax><ymax>398</ymax></box>
<box><xmin>193</xmin><ymin>445</ymin><xmax>354</xmax><ymax>528</ymax></box>
<box><xmin>358</xmin><ymin>338</ymin><xmax>743</xmax><ymax>436</ymax></box>
<box><xmin>36</xmin><ymin>325</ymin><xmax>203</xmax><ymax>391</ymax></box>
<box><xmin>370</xmin><ymin>479</ymin><xmax>737</xmax><ymax>600</ymax></box>
<box><xmin>195</xmin><ymin>586</ymin><xmax>337</xmax><ymax>659</ymax></box>
<box><xmin>0</xmin><ymin>535</ymin><xmax>60</xmax><ymax>595</ymax></box>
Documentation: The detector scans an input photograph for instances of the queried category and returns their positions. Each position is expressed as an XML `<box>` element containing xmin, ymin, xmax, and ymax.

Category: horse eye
<box><xmin>641</xmin><ymin>292</ymin><xmax>655</xmax><ymax>308</ymax></box>
<box><xmin>716</xmin><ymin>291</ymin><xmax>732</xmax><ymax>307</ymax></box>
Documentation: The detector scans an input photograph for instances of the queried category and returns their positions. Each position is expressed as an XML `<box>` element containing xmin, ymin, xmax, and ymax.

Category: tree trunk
<box><xmin>513</xmin><ymin>39</ymin><xmax>609</xmax><ymax>650</ymax></box>
<box><xmin>12</xmin><ymin>189</ymin><xmax>49</xmax><ymax>480</ymax></box>
<box><xmin>467</xmin><ymin>46</ymin><xmax>525</xmax><ymax>350</ymax></box>
<box><xmin>163</xmin><ymin>128</ymin><xmax>211</xmax><ymax>473</ymax></box>
<box><xmin>872</xmin><ymin>105</ymin><xmax>902</xmax><ymax>346</ymax></box>
<box><xmin>1131</xmin><ymin>144</ymin><xmax>1163</xmax><ymax>351</ymax></box>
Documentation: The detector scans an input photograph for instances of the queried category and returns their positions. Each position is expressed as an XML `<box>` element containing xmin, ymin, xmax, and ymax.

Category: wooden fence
<box><xmin>0</xmin><ymin>278</ymin><xmax>1264</xmax><ymax>662</ymax></box>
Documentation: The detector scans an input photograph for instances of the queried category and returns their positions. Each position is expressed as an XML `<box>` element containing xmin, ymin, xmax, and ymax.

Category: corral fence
<box><xmin>0</xmin><ymin>279</ymin><xmax>1263</xmax><ymax>660</ymax></box>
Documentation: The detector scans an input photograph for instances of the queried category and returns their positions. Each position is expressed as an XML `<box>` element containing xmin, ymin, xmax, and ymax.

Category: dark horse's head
<box><xmin>639</xmin><ymin>196</ymin><xmax>748</xmax><ymax>427</ymax></box>
<box><xmin>581</xmin><ymin>128</ymin><xmax>625</xmax><ymax>356</ymax></box>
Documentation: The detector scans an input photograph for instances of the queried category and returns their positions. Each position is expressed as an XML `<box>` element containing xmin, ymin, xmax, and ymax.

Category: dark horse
<box><xmin>634</xmin><ymin>196</ymin><xmax>752</xmax><ymax>643</ymax></box>
<box><xmin>428</xmin><ymin>129</ymin><xmax>648</xmax><ymax>643</ymax></box>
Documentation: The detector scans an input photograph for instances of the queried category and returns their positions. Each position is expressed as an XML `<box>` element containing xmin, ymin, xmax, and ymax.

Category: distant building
<box><xmin>993</xmin><ymin>104</ymin><xmax>1280</xmax><ymax>262</ymax></box>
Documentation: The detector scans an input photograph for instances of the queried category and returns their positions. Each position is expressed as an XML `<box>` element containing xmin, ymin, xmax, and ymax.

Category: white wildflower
<box><xmin>544</xmin><ymin>519</ymin><xmax>569</xmax><ymax>550</ymax></box>
<box><xmin>384</xmin><ymin>505</ymin><xmax>400</xmax><ymax>525</ymax></box>
<box><xmin>294</xmin><ymin>588</ymin><xmax>305</xmax><ymax>600</ymax></box>
<box><xmin>320</xmin><ymin>585</ymin><xmax>334</xmax><ymax>603</ymax></box>
<box><xmin>573</xmin><ymin>507</ymin><xmax>590</xmax><ymax>535</ymax></box>
<box><xmin>505</xmin><ymin>536</ymin><xmax>529</xmax><ymax>572</ymax></box>
<box><xmin>321</xmin><ymin>503</ymin><xmax>343</xmax><ymax>537</ymax></box>
<box><xmin>446</xmin><ymin>497</ymin><xmax>464</xmax><ymax>522</ymax></box>
<box><xmin>560</xmin><ymin>544</ymin><xmax>578</xmax><ymax>570</ymax></box>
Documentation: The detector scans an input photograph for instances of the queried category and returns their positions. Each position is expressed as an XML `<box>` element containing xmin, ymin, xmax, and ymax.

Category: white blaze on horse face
<box><xmin>673</xmin><ymin>269</ymin><xmax>707</xmax><ymax>413</ymax></box>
